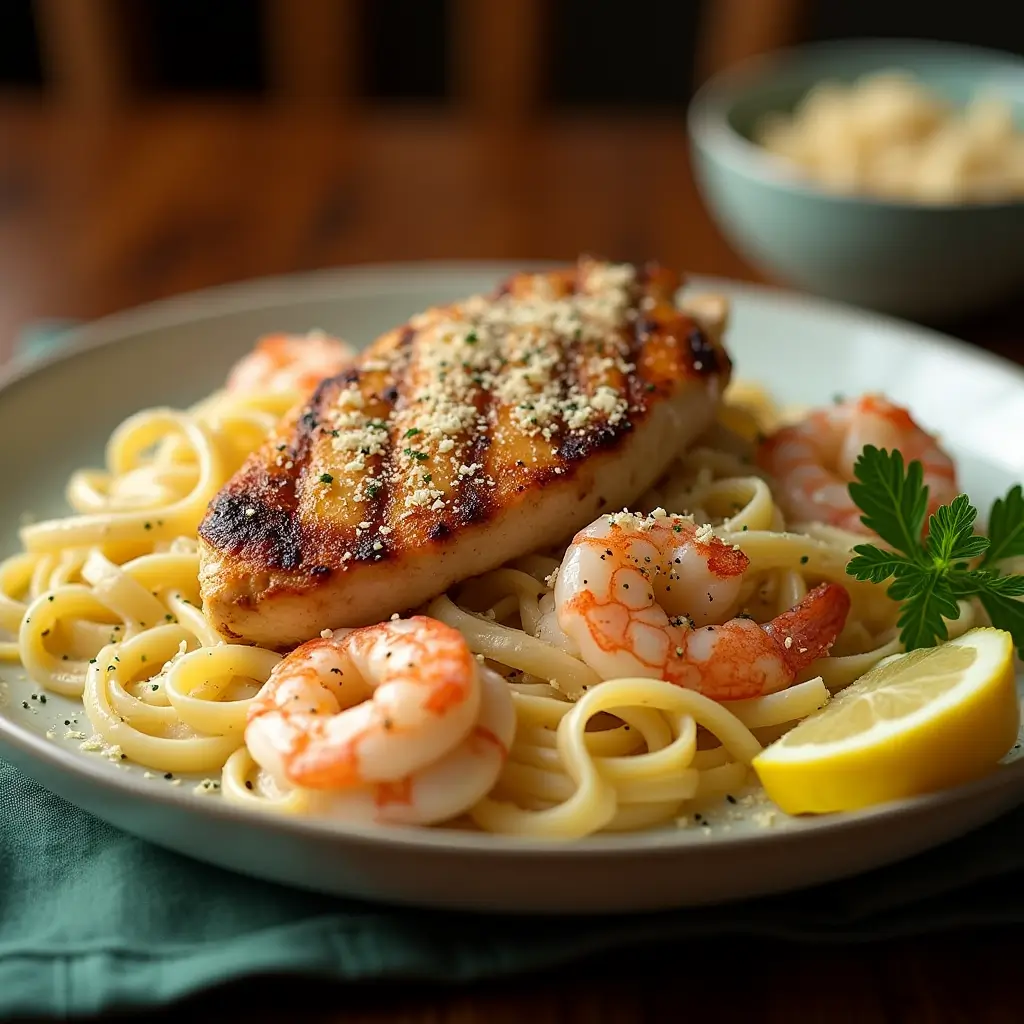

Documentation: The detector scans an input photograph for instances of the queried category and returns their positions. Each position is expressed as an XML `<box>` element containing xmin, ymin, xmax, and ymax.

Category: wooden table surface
<box><xmin>2</xmin><ymin>98</ymin><xmax>1022</xmax><ymax>1024</ymax></box>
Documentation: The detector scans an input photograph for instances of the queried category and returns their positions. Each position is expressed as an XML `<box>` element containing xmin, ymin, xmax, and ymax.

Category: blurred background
<box><xmin>1</xmin><ymin>0</ymin><xmax>1023</xmax><ymax>363</ymax></box>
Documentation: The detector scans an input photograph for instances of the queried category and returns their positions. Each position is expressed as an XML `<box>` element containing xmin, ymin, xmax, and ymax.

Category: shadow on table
<box><xmin>930</xmin><ymin>292</ymin><xmax>1024</xmax><ymax>366</ymax></box>
<box><xmin>9</xmin><ymin>925</ymin><xmax>1022</xmax><ymax>1024</ymax></box>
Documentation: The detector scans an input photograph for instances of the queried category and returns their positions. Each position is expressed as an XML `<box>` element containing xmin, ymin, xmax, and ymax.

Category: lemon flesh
<box><xmin>752</xmin><ymin>627</ymin><xmax>1021</xmax><ymax>814</ymax></box>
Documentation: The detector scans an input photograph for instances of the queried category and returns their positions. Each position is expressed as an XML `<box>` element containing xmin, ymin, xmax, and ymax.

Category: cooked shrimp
<box><xmin>545</xmin><ymin>511</ymin><xmax>850</xmax><ymax>700</ymax></box>
<box><xmin>226</xmin><ymin>331</ymin><xmax>356</xmax><ymax>395</ymax></box>
<box><xmin>757</xmin><ymin>393</ymin><xmax>958</xmax><ymax>533</ymax></box>
<box><xmin>245</xmin><ymin>616</ymin><xmax>516</xmax><ymax>825</ymax></box>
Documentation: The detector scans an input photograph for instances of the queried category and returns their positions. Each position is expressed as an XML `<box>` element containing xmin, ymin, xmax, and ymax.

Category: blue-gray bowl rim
<box><xmin>687</xmin><ymin>37</ymin><xmax>1024</xmax><ymax>214</ymax></box>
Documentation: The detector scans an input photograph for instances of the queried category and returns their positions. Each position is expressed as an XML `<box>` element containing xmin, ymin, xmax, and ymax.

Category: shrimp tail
<box><xmin>762</xmin><ymin>582</ymin><xmax>851</xmax><ymax>675</ymax></box>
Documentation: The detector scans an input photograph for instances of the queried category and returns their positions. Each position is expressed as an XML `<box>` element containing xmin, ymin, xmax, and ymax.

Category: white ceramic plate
<box><xmin>1</xmin><ymin>263</ymin><xmax>1023</xmax><ymax>915</ymax></box>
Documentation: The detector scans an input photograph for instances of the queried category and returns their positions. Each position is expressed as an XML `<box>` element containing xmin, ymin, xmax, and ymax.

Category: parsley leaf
<box><xmin>847</xmin><ymin>545</ymin><xmax>913</xmax><ymax>584</ymax></box>
<box><xmin>925</xmin><ymin>494</ymin><xmax>989</xmax><ymax>564</ymax></box>
<box><xmin>947</xmin><ymin>569</ymin><xmax>1024</xmax><ymax>598</ymax></box>
<box><xmin>848</xmin><ymin>447</ymin><xmax>929</xmax><ymax>560</ymax></box>
<box><xmin>847</xmin><ymin>544</ymin><xmax>921</xmax><ymax>585</ymax></box>
<box><xmin>979</xmin><ymin>590</ymin><xmax>1024</xmax><ymax>656</ymax></box>
<box><xmin>982</xmin><ymin>484</ymin><xmax>1024</xmax><ymax>568</ymax></box>
<box><xmin>895</xmin><ymin>574</ymin><xmax>957</xmax><ymax>651</ymax></box>
<box><xmin>845</xmin><ymin>447</ymin><xmax>1024</xmax><ymax>655</ymax></box>
<box><xmin>886</xmin><ymin>569</ymin><xmax>931</xmax><ymax>602</ymax></box>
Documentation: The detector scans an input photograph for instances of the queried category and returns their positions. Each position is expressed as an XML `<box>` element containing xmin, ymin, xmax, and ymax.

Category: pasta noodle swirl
<box><xmin>0</xmin><ymin>378</ymin><xmax>958</xmax><ymax>837</ymax></box>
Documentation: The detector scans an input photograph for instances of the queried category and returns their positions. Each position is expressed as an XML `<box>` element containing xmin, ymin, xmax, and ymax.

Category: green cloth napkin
<box><xmin>4</xmin><ymin>324</ymin><xmax>1024</xmax><ymax>1018</ymax></box>
<box><xmin>4</xmin><ymin>759</ymin><xmax>1024</xmax><ymax>1018</ymax></box>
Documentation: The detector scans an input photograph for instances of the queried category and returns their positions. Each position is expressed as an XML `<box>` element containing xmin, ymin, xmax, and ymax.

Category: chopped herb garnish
<box><xmin>367</xmin><ymin>482</ymin><xmax>381</xmax><ymax>499</ymax></box>
<box><xmin>404</xmin><ymin>448</ymin><xmax>428</xmax><ymax>462</ymax></box>
<box><xmin>319</xmin><ymin>473</ymin><xmax>334</xmax><ymax>484</ymax></box>
<box><xmin>404</xmin><ymin>428</ymin><xmax>421</xmax><ymax>439</ymax></box>
<box><xmin>846</xmin><ymin>446</ymin><xmax>1024</xmax><ymax>654</ymax></box>
<box><xmin>465</xmin><ymin>330</ymin><xmax>478</xmax><ymax>344</ymax></box>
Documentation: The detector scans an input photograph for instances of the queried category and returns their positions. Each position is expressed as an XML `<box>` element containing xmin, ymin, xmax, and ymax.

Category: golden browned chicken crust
<box><xmin>198</xmin><ymin>258</ymin><xmax>733</xmax><ymax>648</ymax></box>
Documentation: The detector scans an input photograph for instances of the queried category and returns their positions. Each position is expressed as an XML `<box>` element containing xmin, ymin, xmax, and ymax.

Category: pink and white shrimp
<box><xmin>245</xmin><ymin>616</ymin><xmax>516</xmax><ymax>825</ymax></box>
<box><xmin>226</xmin><ymin>331</ymin><xmax>356</xmax><ymax>396</ymax></box>
<box><xmin>757</xmin><ymin>393</ymin><xmax>958</xmax><ymax>533</ymax></box>
<box><xmin>546</xmin><ymin>511</ymin><xmax>850</xmax><ymax>700</ymax></box>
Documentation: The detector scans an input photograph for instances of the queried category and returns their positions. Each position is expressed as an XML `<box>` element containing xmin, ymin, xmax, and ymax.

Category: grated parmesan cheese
<box><xmin>312</xmin><ymin>260</ymin><xmax>665</xmax><ymax>561</ymax></box>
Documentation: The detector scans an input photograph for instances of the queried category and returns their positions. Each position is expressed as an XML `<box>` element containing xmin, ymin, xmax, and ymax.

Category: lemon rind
<box><xmin>754</xmin><ymin>629</ymin><xmax>1015</xmax><ymax>765</ymax></box>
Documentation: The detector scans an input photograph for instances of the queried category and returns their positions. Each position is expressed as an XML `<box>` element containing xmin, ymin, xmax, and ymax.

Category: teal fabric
<box><xmin>4</xmin><ymin>325</ymin><xmax>1024</xmax><ymax>1017</ymax></box>
<box><xmin>4</xmin><ymin>759</ymin><xmax>1024</xmax><ymax>1018</ymax></box>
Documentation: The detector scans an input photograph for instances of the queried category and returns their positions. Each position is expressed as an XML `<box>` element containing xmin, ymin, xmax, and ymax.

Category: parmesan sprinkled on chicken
<box><xmin>198</xmin><ymin>258</ymin><xmax>733</xmax><ymax>648</ymax></box>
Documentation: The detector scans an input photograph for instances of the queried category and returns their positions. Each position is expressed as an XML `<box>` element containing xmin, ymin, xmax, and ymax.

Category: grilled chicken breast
<box><xmin>198</xmin><ymin>259</ymin><xmax>733</xmax><ymax>649</ymax></box>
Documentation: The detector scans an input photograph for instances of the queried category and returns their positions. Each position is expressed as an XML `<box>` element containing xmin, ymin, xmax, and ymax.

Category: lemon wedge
<box><xmin>752</xmin><ymin>627</ymin><xmax>1021</xmax><ymax>814</ymax></box>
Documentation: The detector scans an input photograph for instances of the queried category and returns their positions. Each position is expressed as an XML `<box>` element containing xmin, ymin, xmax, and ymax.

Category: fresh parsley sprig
<box><xmin>845</xmin><ymin>446</ymin><xmax>1024</xmax><ymax>655</ymax></box>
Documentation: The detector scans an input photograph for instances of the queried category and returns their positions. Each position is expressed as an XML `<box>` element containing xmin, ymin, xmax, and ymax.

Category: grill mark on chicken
<box><xmin>451</xmin><ymin>424</ymin><xmax>493</xmax><ymax>527</ymax></box>
<box><xmin>203</xmin><ymin>259</ymin><xmax>709</xmax><ymax>571</ymax></box>
<box><xmin>198</xmin><ymin>258</ymin><xmax>734</xmax><ymax>645</ymax></box>
<box><xmin>202</xmin><ymin>487</ymin><xmax>304</xmax><ymax>572</ymax></box>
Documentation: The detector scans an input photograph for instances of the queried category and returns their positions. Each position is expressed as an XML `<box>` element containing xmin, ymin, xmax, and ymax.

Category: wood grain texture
<box><xmin>11</xmin><ymin>931</ymin><xmax>1024</xmax><ymax>1023</ymax></box>
<box><xmin>33</xmin><ymin>0</ymin><xmax>138</xmax><ymax>109</ymax></box>
<box><xmin>696</xmin><ymin>0</ymin><xmax>810</xmax><ymax>82</ymax></box>
<box><xmin>452</xmin><ymin>0</ymin><xmax>548</xmax><ymax>121</ymax></box>
<box><xmin>0</xmin><ymin>99</ymin><xmax>1022</xmax><ymax>1023</ymax></box>
<box><xmin>264</xmin><ymin>0</ymin><xmax>361</xmax><ymax>105</ymax></box>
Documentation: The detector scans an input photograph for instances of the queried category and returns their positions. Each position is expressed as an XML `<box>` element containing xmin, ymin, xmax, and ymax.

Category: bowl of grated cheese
<box><xmin>688</xmin><ymin>38</ymin><xmax>1024</xmax><ymax>322</ymax></box>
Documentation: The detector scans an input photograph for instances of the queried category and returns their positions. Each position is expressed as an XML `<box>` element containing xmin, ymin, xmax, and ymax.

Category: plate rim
<box><xmin>3</xmin><ymin>259</ymin><xmax>1024</xmax><ymax>392</ymax></box>
<box><xmin>2</xmin><ymin>259</ymin><xmax>1023</xmax><ymax>857</ymax></box>
<box><xmin>3</xmin><ymin>697</ymin><xmax>1023</xmax><ymax>857</ymax></box>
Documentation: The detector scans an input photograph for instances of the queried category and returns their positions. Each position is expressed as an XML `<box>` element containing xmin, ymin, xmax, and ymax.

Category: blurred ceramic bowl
<box><xmin>688</xmin><ymin>39</ymin><xmax>1024</xmax><ymax>321</ymax></box>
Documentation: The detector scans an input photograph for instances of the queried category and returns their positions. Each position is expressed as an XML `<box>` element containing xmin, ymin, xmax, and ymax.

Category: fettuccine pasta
<box><xmin>1</xmin><ymin>374</ymin><xmax>973</xmax><ymax>837</ymax></box>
